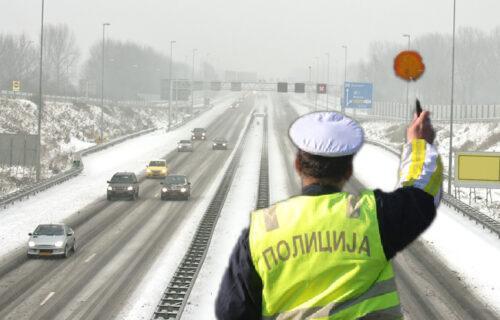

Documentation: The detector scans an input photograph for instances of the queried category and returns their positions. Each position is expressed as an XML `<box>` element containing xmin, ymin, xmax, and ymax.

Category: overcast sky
<box><xmin>1</xmin><ymin>0</ymin><xmax>499</xmax><ymax>81</ymax></box>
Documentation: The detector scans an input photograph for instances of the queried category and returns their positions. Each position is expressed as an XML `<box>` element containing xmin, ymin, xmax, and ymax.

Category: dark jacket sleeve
<box><xmin>374</xmin><ymin>186</ymin><xmax>436</xmax><ymax>260</ymax></box>
<box><xmin>215</xmin><ymin>228</ymin><xmax>263</xmax><ymax>319</ymax></box>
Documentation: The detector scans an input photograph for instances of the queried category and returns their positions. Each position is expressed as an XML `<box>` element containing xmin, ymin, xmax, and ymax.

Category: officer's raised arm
<box><xmin>397</xmin><ymin>109</ymin><xmax>442</xmax><ymax>207</ymax></box>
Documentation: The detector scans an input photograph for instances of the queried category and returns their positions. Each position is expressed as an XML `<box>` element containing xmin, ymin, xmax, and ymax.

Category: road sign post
<box><xmin>343</xmin><ymin>82</ymin><xmax>373</xmax><ymax>109</ymax></box>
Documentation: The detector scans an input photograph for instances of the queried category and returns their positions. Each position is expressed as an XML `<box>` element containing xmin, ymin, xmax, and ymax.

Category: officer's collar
<box><xmin>302</xmin><ymin>184</ymin><xmax>340</xmax><ymax>196</ymax></box>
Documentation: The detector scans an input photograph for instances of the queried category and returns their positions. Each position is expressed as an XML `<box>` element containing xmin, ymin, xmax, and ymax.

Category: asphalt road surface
<box><xmin>0</xmin><ymin>96</ymin><xmax>254</xmax><ymax>320</ymax></box>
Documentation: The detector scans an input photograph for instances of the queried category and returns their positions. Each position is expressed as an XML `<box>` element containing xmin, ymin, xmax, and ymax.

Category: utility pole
<box><xmin>191</xmin><ymin>48</ymin><xmax>197</xmax><ymax>114</ymax></box>
<box><xmin>315</xmin><ymin>56</ymin><xmax>319</xmax><ymax>110</ymax></box>
<box><xmin>168</xmin><ymin>40</ymin><xmax>176</xmax><ymax>130</ymax></box>
<box><xmin>448</xmin><ymin>0</ymin><xmax>457</xmax><ymax>194</ymax></box>
<box><xmin>36</xmin><ymin>0</ymin><xmax>45</xmax><ymax>182</ymax></box>
<box><xmin>326</xmin><ymin>52</ymin><xmax>330</xmax><ymax>111</ymax></box>
<box><xmin>342</xmin><ymin>45</ymin><xmax>347</xmax><ymax>113</ymax></box>
<box><xmin>403</xmin><ymin>34</ymin><xmax>411</xmax><ymax>119</ymax></box>
<box><xmin>100</xmin><ymin>22</ymin><xmax>110</xmax><ymax>143</ymax></box>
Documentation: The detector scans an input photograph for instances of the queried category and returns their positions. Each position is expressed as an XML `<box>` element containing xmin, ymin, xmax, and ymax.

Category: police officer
<box><xmin>216</xmin><ymin>110</ymin><xmax>442</xmax><ymax>319</ymax></box>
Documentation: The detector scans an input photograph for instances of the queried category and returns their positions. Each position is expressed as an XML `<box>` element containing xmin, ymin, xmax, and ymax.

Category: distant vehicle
<box><xmin>107</xmin><ymin>172</ymin><xmax>139</xmax><ymax>200</ymax></box>
<box><xmin>27</xmin><ymin>224</ymin><xmax>76</xmax><ymax>258</ymax></box>
<box><xmin>253</xmin><ymin>112</ymin><xmax>266</xmax><ymax>117</ymax></box>
<box><xmin>230</xmin><ymin>102</ymin><xmax>240</xmax><ymax>109</ymax></box>
<box><xmin>212</xmin><ymin>137</ymin><xmax>228</xmax><ymax>150</ymax></box>
<box><xmin>160</xmin><ymin>174</ymin><xmax>191</xmax><ymax>200</ymax></box>
<box><xmin>191</xmin><ymin>128</ymin><xmax>207</xmax><ymax>140</ymax></box>
<box><xmin>177</xmin><ymin>139</ymin><xmax>194</xmax><ymax>152</ymax></box>
<box><xmin>146</xmin><ymin>159</ymin><xmax>169</xmax><ymax>178</ymax></box>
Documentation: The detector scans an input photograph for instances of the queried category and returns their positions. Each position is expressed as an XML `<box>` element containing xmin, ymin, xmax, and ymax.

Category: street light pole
<box><xmin>326</xmin><ymin>52</ymin><xmax>330</xmax><ymax>111</ymax></box>
<box><xmin>168</xmin><ymin>40</ymin><xmax>176</xmax><ymax>129</ymax></box>
<box><xmin>342</xmin><ymin>45</ymin><xmax>347</xmax><ymax>113</ymax></box>
<box><xmin>315</xmin><ymin>56</ymin><xmax>319</xmax><ymax>110</ymax></box>
<box><xmin>36</xmin><ymin>0</ymin><xmax>44</xmax><ymax>182</ymax></box>
<box><xmin>403</xmin><ymin>34</ymin><xmax>411</xmax><ymax>119</ymax></box>
<box><xmin>191</xmin><ymin>48</ymin><xmax>197</xmax><ymax>114</ymax></box>
<box><xmin>448</xmin><ymin>0</ymin><xmax>457</xmax><ymax>194</ymax></box>
<box><xmin>100</xmin><ymin>22</ymin><xmax>110</xmax><ymax>144</ymax></box>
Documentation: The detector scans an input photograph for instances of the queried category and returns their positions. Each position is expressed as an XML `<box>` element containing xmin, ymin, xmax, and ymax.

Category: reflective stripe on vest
<box><xmin>249</xmin><ymin>191</ymin><xmax>401</xmax><ymax>319</ymax></box>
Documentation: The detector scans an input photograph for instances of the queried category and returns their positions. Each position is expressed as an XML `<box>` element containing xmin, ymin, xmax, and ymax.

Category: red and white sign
<box><xmin>12</xmin><ymin>81</ymin><xmax>20</xmax><ymax>92</ymax></box>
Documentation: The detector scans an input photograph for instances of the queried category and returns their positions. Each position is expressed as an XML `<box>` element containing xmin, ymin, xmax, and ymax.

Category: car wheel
<box><xmin>72</xmin><ymin>240</ymin><xmax>77</xmax><ymax>252</ymax></box>
<box><xmin>64</xmin><ymin>245</ymin><xmax>70</xmax><ymax>258</ymax></box>
<box><xmin>107</xmin><ymin>195</ymin><xmax>112</xmax><ymax>201</ymax></box>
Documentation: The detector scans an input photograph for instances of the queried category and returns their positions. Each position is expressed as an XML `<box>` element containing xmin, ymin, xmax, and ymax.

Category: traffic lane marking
<box><xmin>85</xmin><ymin>253</ymin><xmax>96</xmax><ymax>263</ymax></box>
<box><xmin>40</xmin><ymin>291</ymin><xmax>55</xmax><ymax>306</ymax></box>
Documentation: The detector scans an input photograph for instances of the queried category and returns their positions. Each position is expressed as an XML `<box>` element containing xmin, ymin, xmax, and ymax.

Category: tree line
<box><xmin>0</xmin><ymin>24</ymin><xmax>218</xmax><ymax>100</ymax></box>
<box><xmin>354</xmin><ymin>26</ymin><xmax>500</xmax><ymax>105</ymax></box>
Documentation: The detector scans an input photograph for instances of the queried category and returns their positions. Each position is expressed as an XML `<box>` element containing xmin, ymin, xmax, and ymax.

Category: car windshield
<box><xmin>110</xmin><ymin>175</ymin><xmax>134</xmax><ymax>183</ymax></box>
<box><xmin>149</xmin><ymin>161</ymin><xmax>165</xmax><ymax>167</ymax></box>
<box><xmin>164</xmin><ymin>176</ymin><xmax>187</xmax><ymax>184</ymax></box>
<box><xmin>193</xmin><ymin>128</ymin><xmax>205</xmax><ymax>132</ymax></box>
<box><xmin>215</xmin><ymin>138</ymin><xmax>226</xmax><ymax>142</ymax></box>
<box><xmin>180</xmin><ymin>140</ymin><xmax>191</xmax><ymax>143</ymax></box>
<box><xmin>34</xmin><ymin>225</ymin><xmax>64</xmax><ymax>236</ymax></box>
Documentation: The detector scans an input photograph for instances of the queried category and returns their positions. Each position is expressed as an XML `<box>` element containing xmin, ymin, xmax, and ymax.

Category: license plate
<box><xmin>39</xmin><ymin>252</ymin><xmax>51</xmax><ymax>256</ymax></box>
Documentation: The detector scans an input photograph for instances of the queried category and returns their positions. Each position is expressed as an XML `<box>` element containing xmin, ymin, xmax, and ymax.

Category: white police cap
<box><xmin>289</xmin><ymin>112</ymin><xmax>364</xmax><ymax>157</ymax></box>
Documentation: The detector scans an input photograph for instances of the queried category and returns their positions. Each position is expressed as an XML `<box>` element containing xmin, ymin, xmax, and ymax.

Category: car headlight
<box><xmin>127</xmin><ymin>186</ymin><xmax>133</xmax><ymax>191</ymax></box>
<box><xmin>162</xmin><ymin>187</ymin><xmax>168</xmax><ymax>192</ymax></box>
<box><xmin>162</xmin><ymin>168</ymin><xmax>167</xmax><ymax>173</ymax></box>
<box><xmin>213</xmin><ymin>143</ymin><xmax>216</xmax><ymax>146</ymax></box>
<box><xmin>178</xmin><ymin>145</ymin><xmax>181</xmax><ymax>148</ymax></box>
<box><xmin>180</xmin><ymin>188</ymin><xmax>187</xmax><ymax>193</ymax></box>
<box><xmin>146</xmin><ymin>168</ymin><xmax>151</xmax><ymax>172</ymax></box>
<box><xmin>222</xmin><ymin>143</ymin><xmax>226</xmax><ymax>146</ymax></box>
<box><xmin>28</xmin><ymin>241</ymin><xmax>36</xmax><ymax>247</ymax></box>
<box><xmin>54</xmin><ymin>241</ymin><xmax>64</xmax><ymax>248</ymax></box>
<box><xmin>202</xmin><ymin>132</ymin><xmax>206</xmax><ymax>136</ymax></box>
<box><xmin>107</xmin><ymin>186</ymin><xmax>113</xmax><ymax>191</ymax></box>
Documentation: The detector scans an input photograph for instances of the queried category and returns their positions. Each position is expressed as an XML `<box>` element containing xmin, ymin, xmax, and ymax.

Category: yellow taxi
<box><xmin>146</xmin><ymin>159</ymin><xmax>169</xmax><ymax>178</ymax></box>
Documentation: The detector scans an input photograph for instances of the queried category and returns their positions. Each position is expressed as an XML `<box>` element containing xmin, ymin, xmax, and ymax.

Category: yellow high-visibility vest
<box><xmin>249</xmin><ymin>190</ymin><xmax>402</xmax><ymax>319</ymax></box>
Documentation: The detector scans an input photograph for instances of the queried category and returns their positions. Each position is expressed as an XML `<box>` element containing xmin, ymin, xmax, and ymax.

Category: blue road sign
<box><xmin>344</xmin><ymin>82</ymin><xmax>373</xmax><ymax>109</ymax></box>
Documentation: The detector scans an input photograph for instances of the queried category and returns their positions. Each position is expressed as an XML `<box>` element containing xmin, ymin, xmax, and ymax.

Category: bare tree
<box><xmin>0</xmin><ymin>33</ymin><xmax>38</xmax><ymax>92</ymax></box>
<box><xmin>43</xmin><ymin>24</ymin><xmax>79</xmax><ymax>95</ymax></box>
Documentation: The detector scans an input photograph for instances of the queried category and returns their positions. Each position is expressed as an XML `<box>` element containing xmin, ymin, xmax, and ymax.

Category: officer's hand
<box><xmin>407</xmin><ymin>110</ymin><xmax>435</xmax><ymax>144</ymax></box>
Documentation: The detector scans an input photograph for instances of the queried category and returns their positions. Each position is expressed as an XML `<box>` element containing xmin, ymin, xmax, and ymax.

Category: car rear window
<box><xmin>34</xmin><ymin>225</ymin><xmax>64</xmax><ymax>236</ymax></box>
<box><xmin>149</xmin><ymin>161</ymin><xmax>166</xmax><ymax>166</ymax></box>
<box><xmin>164</xmin><ymin>176</ymin><xmax>187</xmax><ymax>184</ymax></box>
<box><xmin>111</xmin><ymin>175</ymin><xmax>134</xmax><ymax>183</ymax></box>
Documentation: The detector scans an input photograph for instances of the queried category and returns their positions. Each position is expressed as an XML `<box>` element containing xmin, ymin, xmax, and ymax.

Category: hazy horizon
<box><xmin>1</xmin><ymin>0</ymin><xmax>500</xmax><ymax>81</ymax></box>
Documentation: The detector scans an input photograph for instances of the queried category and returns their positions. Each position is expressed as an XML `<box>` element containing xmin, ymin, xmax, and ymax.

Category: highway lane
<box><xmin>0</xmin><ymin>95</ymin><xmax>255</xmax><ymax>319</ymax></box>
<box><xmin>267</xmin><ymin>93</ymin><xmax>498</xmax><ymax>319</ymax></box>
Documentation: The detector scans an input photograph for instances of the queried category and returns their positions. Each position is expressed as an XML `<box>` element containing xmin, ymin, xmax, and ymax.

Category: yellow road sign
<box><xmin>455</xmin><ymin>152</ymin><xmax>500</xmax><ymax>188</ymax></box>
<box><xmin>12</xmin><ymin>81</ymin><xmax>20</xmax><ymax>91</ymax></box>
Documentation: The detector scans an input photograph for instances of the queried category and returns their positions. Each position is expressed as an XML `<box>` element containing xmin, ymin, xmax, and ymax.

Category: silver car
<box><xmin>177</xmin><ymin>139</ymin><xmax>194</xmax><ymax>152</ymax></box>
<box><xmin>27</xmin><ymin>224</ymin><xmax>76</xmax><ymax>258</ymax></box>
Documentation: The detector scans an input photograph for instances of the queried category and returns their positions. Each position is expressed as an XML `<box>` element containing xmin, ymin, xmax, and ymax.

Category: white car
<box><xmin>27</xmin><ymin>224</ymin><xmax>76</xmax><ymax>258</ymax></box>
